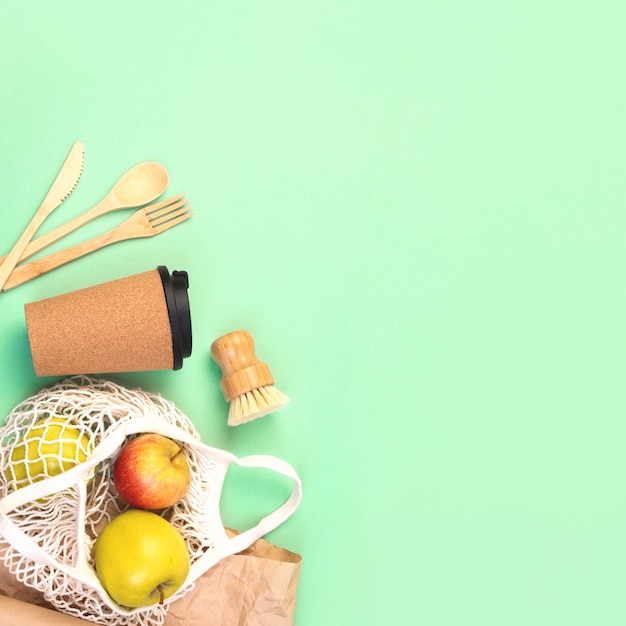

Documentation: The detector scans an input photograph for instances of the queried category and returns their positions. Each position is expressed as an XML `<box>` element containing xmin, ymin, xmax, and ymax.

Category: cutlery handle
<box><xmin>0</xmin><ymin>197</ymin><xmax>114</xmax><ymax>266</ymax></box>
<box><xmin>1</xmin><ymin>228</ymin><xmax>131</xmax><ymax>291</ymax></box>
<box><xmin>0</xmin><ymin>212</ymin><xmax>49</xmax><ymax>290</ymax></box>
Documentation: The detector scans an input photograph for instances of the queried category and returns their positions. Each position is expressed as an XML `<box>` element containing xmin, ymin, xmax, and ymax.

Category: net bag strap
<box><xmin>187</xmin><ymin>452</ymin><xmax>303</xmax><ymax>583</ymax></box>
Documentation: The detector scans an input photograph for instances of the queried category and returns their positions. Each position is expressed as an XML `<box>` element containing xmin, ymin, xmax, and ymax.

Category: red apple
<box><xmin>113</xmin><ymin>433</ymin><xmax>191</xmax><ymax>509</ymax></box>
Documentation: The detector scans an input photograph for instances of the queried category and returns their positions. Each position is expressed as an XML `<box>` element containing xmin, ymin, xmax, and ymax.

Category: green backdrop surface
<box><xmin>1</xmin><ymin>1</ymin><xmax>626</xmax><ymax>624</ymax></box>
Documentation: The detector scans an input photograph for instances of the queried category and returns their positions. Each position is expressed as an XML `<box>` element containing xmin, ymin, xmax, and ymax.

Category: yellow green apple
<box><xmin>113</xmin><ymin>433</ymin><xmax>191</xmax><ymax>509</ymax></box>
<box><xmin>94</xmin><ymin>508</ymin><xmax>190</xmax><ymax>607</ymax></box>
<box><xmin>5</xmin><ymin>416</ymin><xmax>92</xmax><ymax>490</ymax></box>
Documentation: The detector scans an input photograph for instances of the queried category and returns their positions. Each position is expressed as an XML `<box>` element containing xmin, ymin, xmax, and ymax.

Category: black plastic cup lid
<box><xmin>157</xmin><ymin>266</ymin><xmax>192</xmax><ymax>370</ymax></box>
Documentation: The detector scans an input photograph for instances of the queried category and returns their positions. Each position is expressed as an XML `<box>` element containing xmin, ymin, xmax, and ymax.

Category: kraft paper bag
<box><xmin>0</xmin><ymin>595</ymin><xmax>87</xmax><ymax>626</ymax></box>
<box><xmin>0</xmin><ymin>530</ymin><xmax>302</xmax><ymax>626</ymax></box>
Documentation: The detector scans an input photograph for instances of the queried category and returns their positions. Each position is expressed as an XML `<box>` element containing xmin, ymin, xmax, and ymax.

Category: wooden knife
<box><xmin>0</xmin><ymin>140</ymin><xmax>85</xmax><ymax>291</ymax></box>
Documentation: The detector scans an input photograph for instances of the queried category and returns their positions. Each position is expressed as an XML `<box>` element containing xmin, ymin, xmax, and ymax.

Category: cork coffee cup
<box><xmin>24</xmin><ymin>266</ymin><xmax>192</xmax><ymax>376</ymax></box>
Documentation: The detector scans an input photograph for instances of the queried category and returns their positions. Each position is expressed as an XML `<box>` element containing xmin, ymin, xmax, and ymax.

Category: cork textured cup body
<box><xmin>24</xmin><ymin>267</ymin><xmax>191</xmax><ymax>376</ymax></box>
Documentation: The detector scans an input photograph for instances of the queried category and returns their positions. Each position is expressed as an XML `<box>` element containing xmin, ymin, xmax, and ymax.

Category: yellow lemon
<box><xmin>5</xmin><ymin>416</ymin><xmax>93</xmax><ymax>490</ymax></box>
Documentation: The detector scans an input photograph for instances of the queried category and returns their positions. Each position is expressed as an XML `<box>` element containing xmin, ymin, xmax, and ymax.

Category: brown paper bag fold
<box><xmin>0</xmin><ymin>530</ymin><xmax>302</xmax><ymax>626</ymax></box>
<box><xmin>165</xmin><ymin>530</ymin><xmax>302</xmax><ymax>626</ymax></box>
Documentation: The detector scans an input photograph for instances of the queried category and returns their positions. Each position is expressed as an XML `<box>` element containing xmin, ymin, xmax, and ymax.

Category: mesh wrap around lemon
<box><xmin>4</xmin><ymin>416</ymin><xmax>93</xmax><ymax>490</ymax></box>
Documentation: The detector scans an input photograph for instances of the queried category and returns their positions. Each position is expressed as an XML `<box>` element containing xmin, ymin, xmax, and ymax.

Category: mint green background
<box><xmin>1</xmin><ymin>1</ymin><xmax>626</xmax><ymax>624</ymax></box>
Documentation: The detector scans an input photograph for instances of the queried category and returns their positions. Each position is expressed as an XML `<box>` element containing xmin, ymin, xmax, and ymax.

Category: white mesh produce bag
<box><xmin>0</xmin><ymin>376</ymin><xmax>302</xmax><ymax>626</ymax></box>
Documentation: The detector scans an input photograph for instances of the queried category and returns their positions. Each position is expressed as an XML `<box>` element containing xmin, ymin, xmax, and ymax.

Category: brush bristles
<box><xmin>227</xmin><ymin>384</ymin><xmax>291</xmax><ymax>426</ymax></box>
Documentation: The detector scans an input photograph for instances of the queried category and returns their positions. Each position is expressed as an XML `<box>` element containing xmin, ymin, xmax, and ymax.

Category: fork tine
<box><xmin>143</xmin><ymin>193</ymin><xmax>186</xmax><ymax>214</ymax></box>
<box><xmin>144</xmin><ymin>194</ymin><xmax>188</xmax><ymax>218</ymax></box>
<box><xmin>151</xmin><ymin>210</ymin><xmax>194</xmax><ymax>234</ymax></box>
<box><xmin>146</xmin><ymin>202</ymin><xmax>190</xmax><ymax>224</ymax></box>
<box><xmin>148</xmin><ymin>202</ymin><xmax>192</xmax><ymax>226</ymax></box>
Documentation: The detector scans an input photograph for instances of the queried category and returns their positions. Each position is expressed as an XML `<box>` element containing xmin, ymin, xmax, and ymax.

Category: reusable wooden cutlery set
<box><xmin>0</xmin><ymin>141</ymin><xmax>192</xmax><ymax>291</ymax></box>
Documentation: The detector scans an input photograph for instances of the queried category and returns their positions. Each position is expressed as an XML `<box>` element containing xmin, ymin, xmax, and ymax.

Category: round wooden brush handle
<box><xmin>210</xmin><ymin>330</ymin><xmax>275</xmax><ymax>401</ymax></box>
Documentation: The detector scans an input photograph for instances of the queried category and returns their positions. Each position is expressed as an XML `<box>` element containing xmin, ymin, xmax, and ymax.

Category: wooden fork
<box><xmin>2</xmin><ymin>194</ymin><xmax>192</xmax><ymax>291</ymax></box>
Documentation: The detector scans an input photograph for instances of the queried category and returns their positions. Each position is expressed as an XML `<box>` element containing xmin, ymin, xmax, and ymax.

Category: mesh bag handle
<box><xmin>187</xmin><ymin>452</ymin><xmax>303</xmax><ymax>583</ymax></box>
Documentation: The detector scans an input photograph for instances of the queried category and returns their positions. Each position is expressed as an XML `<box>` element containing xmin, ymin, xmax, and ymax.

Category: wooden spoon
<box><xmin>0</xmin><ymin>161</ymin><xmax>169</xmax><ymax>265</ymax></box>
